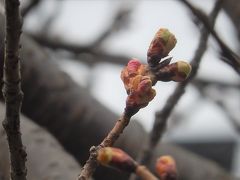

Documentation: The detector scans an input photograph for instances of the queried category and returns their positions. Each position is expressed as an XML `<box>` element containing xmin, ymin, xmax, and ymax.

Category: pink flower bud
<box><xmin>148</xmin><ymin>28</ymin><xmax>177</xmax><ymax>66</ymax></box>
<box><xmin>121</xmin><ymin>59</ymin><xmax>148</xmax><ymax>93</ymax></box>
<box><xmin>126</xmin><ymin>75</ymin><xmax>156</xmax><ymax>108</ymax></box>
<box><xmin>155</xmin><ymin>155</ymin><xmax>177</xmax><ymax>180</ymax></box>
<box><xmin>127</xmin><ymin>59</ymin><xmax>142</xmax><ymax>75</ymax></box>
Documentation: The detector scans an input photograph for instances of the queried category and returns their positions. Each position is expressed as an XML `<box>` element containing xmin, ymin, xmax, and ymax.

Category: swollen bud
<box><xmin>171</xmin><ymin>61</ymin><xmax>191</xmax><ymax>82</ymax></box>
<box><xmin>126</xmin><ymin>75</ymin><xmax>156</xmax><ymax>109</ymax></box>
<box><xmin>121</xmin><ymin>59</ymin><xmax>156</xmax><ymax>109</ymax></box>
<box><xmin>155</xmin><ymin>155</ymin><xmax>177</xmax><ymax>180</ymax></box>
<box><xmin>97</xmin><ymin>147</ymin><xmax>136</xmax><ymax>172</ymax></box>
<box><xmin>154</xmin><ymin>61</ymin><xmax>191</xmax><ymax>82</ymax></box>
<box><xmin>148</xmin><ymin>28</ymin><xmax>177</xmax><ymax>66</ymax></box>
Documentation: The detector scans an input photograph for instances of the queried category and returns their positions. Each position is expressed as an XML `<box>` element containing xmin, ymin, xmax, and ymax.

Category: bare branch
<box><xmin>192</xmin><ymin>78</ymin><xmax>240</xmax><ymax>89</ymax></box>
<box><xmin>2</xmin><ymin>0</ymin><xmax>27</xmax><ymax>179</ymax></box>
<box><xmin>78</xmin><ymin>108</ymin><xmax>139</xmax><ymax>180</ymax></box>
<box><xmin>28</xmin><ymin>32</ymin><xmax>130</xmax><ymax>66</ymax></box>
<box><xmin>137</xmin><ymin>0</ymin><xmax>223</xmax><ymax>167</ymax></box>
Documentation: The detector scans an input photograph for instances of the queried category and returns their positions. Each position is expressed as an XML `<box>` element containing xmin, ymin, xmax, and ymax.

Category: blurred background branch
<box><xmin>21</xmin><ymin>0</ymin><xmax>41</xmax><ymax>17</ymax></box>
<box><xmin>181</xmin><ymin>0</ymin><xmax>240</xmax><ymax>75</ymax></box>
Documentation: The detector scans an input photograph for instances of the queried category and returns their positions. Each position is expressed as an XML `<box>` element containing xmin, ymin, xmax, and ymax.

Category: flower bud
<box><xmin>147</xmin><ymin>28</ymin><xmax>177</xmax><ymax>66</ymax></box>
<box><xmin>97</xmin><ymin>147</ymin><xmax>136</xmax><ymax>172</ymax></box>
<box><xmin>171</xmin><ymin>61</ymin><xmax>191</xmax><ymax>82</ymax></box>
<box><xmin>121</xmin><ymin>59</ymin><xmax>149</xmax><ymax>93</ymax></box>
<box><xmin>126</xmin><ymin>75</ymin><xmax>156</xmax><ymax>109</ymax></box>
<box><xmin>154</xmin><ymin>61</ymin><xmax>191</xmax><ymax>82</ymax></box>
<box><xmin>155</xmin><ymin>155</ymin><xmax>177</xmax><ymax>180</ymax></box>
<box><xmin>121</xmin><ymin>59</ymin><xmax>156</xmax><ymax>109</ymax></box>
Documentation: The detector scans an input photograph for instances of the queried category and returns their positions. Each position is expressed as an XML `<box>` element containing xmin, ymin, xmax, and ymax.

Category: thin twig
<box><xmin>137</xmin><ymin>0</ymin><xmax>223</xmax><ymax>167</ymax></box>
<box><xmin>2</xmin><ymin>0</ymin><xmax>27</xmax><ymax>180</ymax></box>
<box><xmin>195</xmin><ymin>84</ymin><xmax>240</xmax><ymax>134</ymax></box>
<box><xmin>135</xmin><ymin>165</ymin><xmax>158</xmax><ymax>180</ymax></box>
<box><xmin>192</xmin><ymin>78</ymin><xmax>240</xmax><ymax>89</ymax></box>
<box><xmin>181</xmin><ymin>0</ymin><xmax>240</xmax><ymax>75</ymax></box>
<box><xmin>21</xmin><ymin>0</ymin><xmax>41</xmax><ymax>17</ymax></box>
<box><xmin>77</xmin><ymin>108</ymin><xmax>139</xmax><ymax>180</ymax></box>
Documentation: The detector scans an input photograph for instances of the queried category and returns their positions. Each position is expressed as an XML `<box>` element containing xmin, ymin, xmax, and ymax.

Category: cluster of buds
<box><xmin>121</xmin><ymin>59</ymin><xmax>156</xmax><ymax>109</ymax></box>
<box><xmin>121</xmin><ymin>28</ymin><xmax>191</xmax><ymax>110</ymax></box>
<box><xmin>155</xmin><ymin>155</ymin><xmax>178</xmax><ymax>180</ymax></box>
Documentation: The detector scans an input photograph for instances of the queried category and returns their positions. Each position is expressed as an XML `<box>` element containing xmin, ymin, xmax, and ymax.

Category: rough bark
<box><xmin>0</xmin><ymin>103</ymin><xmax>81</xmax><ymax>180</ymax></box>
<box><xmin>0</xmin><ymin>11</ymin><xmax>236</xmax><ymax>180</ymax></box>
<box><xmin>2</xmin><ymin>0</ymin><xmax>27</xmax><ymax>179</ymax></box>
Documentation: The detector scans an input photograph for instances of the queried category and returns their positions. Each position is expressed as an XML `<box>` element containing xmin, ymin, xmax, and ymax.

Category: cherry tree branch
<box><xmin>78</xmin><ymin>108</ymin><xmax>139</xmax><ymax>180</ymax></box>
<box><xmin>2</xmin><ymin>0</ymin><xmax>27</xmax><ymax>179</ymax></box>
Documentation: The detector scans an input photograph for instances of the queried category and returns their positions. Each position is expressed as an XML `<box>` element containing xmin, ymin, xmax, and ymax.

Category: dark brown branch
<box><xmin>181</xmin><ymin>0</ymin><xmax>240</xmax><ymax>75</ymax></box>
<box><xmin>2</xmin><ymin>0</ymin><xmax>27</xmax><ymax>180</ymax></box>
<box><xmin>21</xmin><ymin>0</ymin><xmax>40</xmax><ymax>17</ymax></box>
<box><xmin>138</xmin><ymin>0</ymin><xmax>223</xmax><ymax>167</ymax></box>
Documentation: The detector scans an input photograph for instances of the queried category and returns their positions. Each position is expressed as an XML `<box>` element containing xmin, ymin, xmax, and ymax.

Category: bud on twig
<box><xmin>155</xmin><ymin>155</ymin><xmax>178</xmax><ymax>180</ymax></box>
<box><xmin>148</xmin><ymin>28</ymin><xmax>177</xmax><ymax>66</ymax></box>
<box><xmin>154</xmin><ymin>61</ymin><xmax>191</xmax><ymax>82</ymax></box>
<box><xmin>97</xmin><ymin>147</ymin><xmax>136</xmax><ymax>172</ymax></box>
<box><xmin>170</xmin><ymin>61</ymin><xmax>192</xmax><ymax>82</ymax></box>
<box><xmin>97</xmin><ymin>147</ymin><xmax>158</xmax><ymax>180</ymax></box>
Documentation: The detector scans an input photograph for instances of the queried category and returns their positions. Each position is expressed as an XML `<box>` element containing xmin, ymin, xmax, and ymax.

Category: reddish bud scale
<box><xmin>97</xmin><ymin>147</ymin><xmax>136</xmax><ymax>173</ymax></box>
<box><xmin>154</xmin><ymin>61</ymin><xmax>191</xmax><ymax>82</ymax></box>
<box><xmin>147</xmin><ymin>28</ymin><xmax>177</xmax><ymax>66</ymax></box>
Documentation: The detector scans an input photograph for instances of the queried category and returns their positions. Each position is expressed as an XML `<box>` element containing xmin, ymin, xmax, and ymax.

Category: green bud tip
<box><xmin>177</xmin><ymin>61</ymin><xmax>192</xmax><ymax>77</ymax></box>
